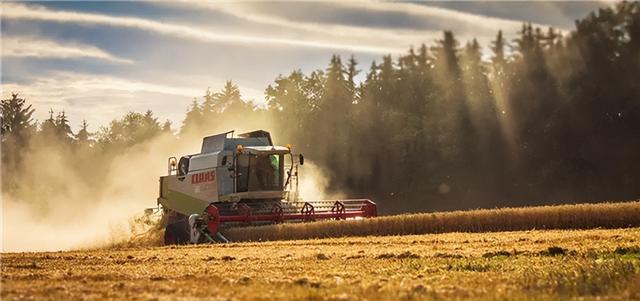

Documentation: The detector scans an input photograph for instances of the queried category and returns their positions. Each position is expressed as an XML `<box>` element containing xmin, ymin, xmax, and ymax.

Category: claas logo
<box><xmin>191</xmin><ymin>170</ymin><xmax>215</xmax><ymax>184</ymax></box>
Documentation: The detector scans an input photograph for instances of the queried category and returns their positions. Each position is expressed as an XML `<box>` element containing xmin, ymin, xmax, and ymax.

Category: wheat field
<box><xmin>223</xmin><ymin>201</ymin><xmax>640</xmax><ymax>242</ymax></box>
<box><xmin>2</xmin><ymin>228</ymin><xmax>639</xmax><ymax>300</ymax></box>
<box><xmin>3</xmin><ymin>202</ymin><xmax>640</xmax><ymax>300</ymax></box>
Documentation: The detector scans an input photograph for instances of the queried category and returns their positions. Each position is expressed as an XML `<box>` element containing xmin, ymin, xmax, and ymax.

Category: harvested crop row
<box><xmin>223</xmin><ymin>201</ymin><xmax>640</xmax><ymax>242</ymax></box>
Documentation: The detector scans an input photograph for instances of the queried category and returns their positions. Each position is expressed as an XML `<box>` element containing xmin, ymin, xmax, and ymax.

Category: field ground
<box><xmin>2</xmin><ymin>228</ymin><xmax>640</xmax><ymax>300</ymax></box>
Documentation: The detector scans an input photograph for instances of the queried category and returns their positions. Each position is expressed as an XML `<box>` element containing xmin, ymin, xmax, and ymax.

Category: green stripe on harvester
<box><xmin>159</xmin><ymin>189</ymin><xmax>210</xmax><ymax>216</ymax></box>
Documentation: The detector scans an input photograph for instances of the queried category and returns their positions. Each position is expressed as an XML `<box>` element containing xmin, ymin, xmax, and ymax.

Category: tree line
<box><xmin>2</xmin><ymin>2</ymin><xmax>639</xmax><ymax>213</ymax></box>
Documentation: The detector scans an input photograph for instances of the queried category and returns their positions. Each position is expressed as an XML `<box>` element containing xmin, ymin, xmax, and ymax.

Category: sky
<box><xmin>1</xmin><ymin>1</ymin><xmax>610</xmax><ymax>132</ymax></box>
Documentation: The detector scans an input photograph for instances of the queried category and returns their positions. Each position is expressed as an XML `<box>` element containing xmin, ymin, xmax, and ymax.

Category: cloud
<box><xmin>171</xmin><ymin>1</ymin><xmax>566</xmax><ymax>55</ymax></box>
<box><xmin>3</xmin><ymin>72</ymin><xmax>202</xmax><ymax>101</ymax></box>
<box><xmin>2</xmin><ymin>36</ymin><xmax>133</xmax><ymax>64</ymax></box>
<box><xmin>1</xmin><ymin>72</ymin><xmax>203</xmax><ymax>129</ymax></box>
<box><xmin>332</xmin><ymin>1</ymin><xmax>564</xmax><ymax>34</ymax></box>
<box><xmin>1</xmin><ymin>72</ymin><xmax>265</xmax><ymax>131</ymax></box>
<box><xmin>414</xmin><ymin>2</ymin><xmax>607</xmax><ymax>30</ymax></box>
<box><xmin>1</xmin><ymin>3</ymin><xmax>400</xmax><ymax>54</ymax></box>
<box><xmin>193</xmin><ymin>2</ymin><xmax>442</xmax><ymax>50</ymax></box>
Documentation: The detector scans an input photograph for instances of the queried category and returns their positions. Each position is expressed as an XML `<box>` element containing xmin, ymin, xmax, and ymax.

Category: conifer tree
<box><xmin>75</xmin><ymin>119</ymin><xmax>92</xmax><ymax>145</ymax></box>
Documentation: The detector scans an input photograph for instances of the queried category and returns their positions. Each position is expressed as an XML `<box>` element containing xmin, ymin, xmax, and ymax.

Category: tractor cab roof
<box><xmin>201</xmin><ymin>130</ymin><xmax>277</xmax><ymax>154</ymax></box>
<box><xmin>242</xmin><ymin>145</ymin><xmax>290</xmax><ymax>155</ymax></box>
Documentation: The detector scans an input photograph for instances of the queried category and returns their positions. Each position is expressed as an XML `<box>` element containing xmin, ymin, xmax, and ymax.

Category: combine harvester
<box><xmin>156</xmin><ymin>130</ymin><xmax>377</xmax><ymax>244</ymax></box>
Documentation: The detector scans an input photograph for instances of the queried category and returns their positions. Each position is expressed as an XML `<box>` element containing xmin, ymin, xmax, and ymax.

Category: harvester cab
<box><xmin>157</xmin><ymin>130</ymin><xmax>376</xmax><ymax>244</ymax></box>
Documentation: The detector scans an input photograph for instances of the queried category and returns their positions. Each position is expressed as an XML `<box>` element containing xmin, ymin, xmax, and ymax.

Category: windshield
<box><xmin>236</xmin><ymin>154</ymin><xmax>284</xmax><ymax>192</ymax></box>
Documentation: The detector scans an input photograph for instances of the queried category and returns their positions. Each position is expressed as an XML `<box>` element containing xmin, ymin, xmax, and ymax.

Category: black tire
<box><xmin>164</xmin><ymin>217</ymin><xmax>190</xmax><ymax>245</ymax></box>
<box><xmin>163</xmin><ymin>225</ymin><xmax>176</xmax><ymax>245</ymax></box>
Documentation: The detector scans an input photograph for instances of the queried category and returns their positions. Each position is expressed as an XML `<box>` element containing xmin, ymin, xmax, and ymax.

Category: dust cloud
<box><xmin>1</xmin><ymin>115</ymin><xmax>334</xmax><ymax>252</ymax></box>
<box><xmin>296</xmin><ymin>161</ymin><xmax>344</xmax><ymax>202</ymax></box>
<box><xmin>1</xmin><ymin>133</ymin><xmax>195</xmax><ymax>252</ymax></box>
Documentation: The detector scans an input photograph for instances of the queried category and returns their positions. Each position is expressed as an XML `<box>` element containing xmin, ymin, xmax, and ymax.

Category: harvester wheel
<box><xmin>164</xmin><ymin>222</ymin><xmax>190</xmax><ymax>245</ymax></box>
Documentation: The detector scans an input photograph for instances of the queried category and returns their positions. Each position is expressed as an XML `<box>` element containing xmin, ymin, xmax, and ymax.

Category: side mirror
<box><xmin>299</xmin><ymin>154</ymin><xmax>304</xmax><ymax>166</ymax></box>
